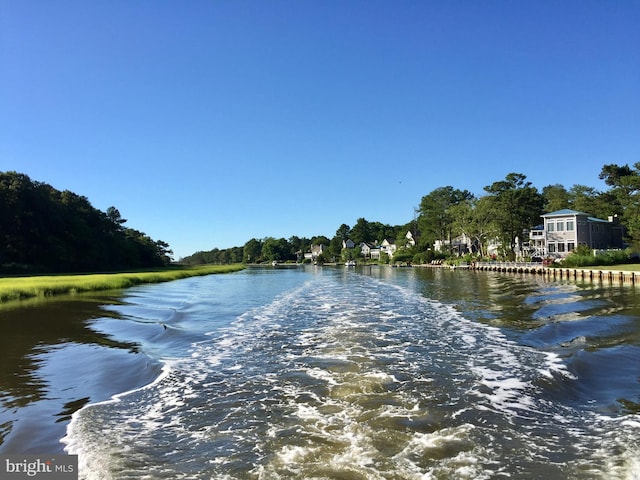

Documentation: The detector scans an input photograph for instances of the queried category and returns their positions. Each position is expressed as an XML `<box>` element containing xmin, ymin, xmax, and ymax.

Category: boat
<box><xmin>345</xmin><ymin>260</ymin><xmax>357</xmax><ymax>267</ymax></box>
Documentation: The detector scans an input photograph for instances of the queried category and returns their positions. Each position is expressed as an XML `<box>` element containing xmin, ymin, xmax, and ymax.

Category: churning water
<box><xmin>14</xmin><ymin>266</ymin><xmax>640</xmax><ymax>478</ymax></box>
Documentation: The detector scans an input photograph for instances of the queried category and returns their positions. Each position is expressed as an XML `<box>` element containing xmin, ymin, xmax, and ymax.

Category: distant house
<box><xmin>304</xmin><ymin>244</ymin><xmax>327</xmax><ymax>261</ymax></box>
<box><xmin>380</xmin><ymin>239</ymin><xmax>397</xmax><ymax>258</ymax></box>
<box><xmin>404</xmin><ymin>231</ymin><xmax>416</xmax><ymax>248</ymax></box>
<box><xmin>359</xmin><ymin>242</ymin><xmax>380</xmax><ymax>259</ymax></box>
<box><xmin>529</xmin><ymin>209</ymin><xmax>625</xmax><ymax>258</ymax></box>
<box><xmin>342</xmin><ymin>239</ymin><xmax>355</xmax><ymax>249</ymax></box>
<box><xmin>434</xmin><ymin>234</ymin><xmax>474</xmax><ymax>255</ymax></box>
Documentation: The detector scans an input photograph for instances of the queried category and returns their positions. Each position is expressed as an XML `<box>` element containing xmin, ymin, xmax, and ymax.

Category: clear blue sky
<box><xmin>1</xmin><ymin>1</ymin><xmax>638</xmax><ymax>259</ymax></box>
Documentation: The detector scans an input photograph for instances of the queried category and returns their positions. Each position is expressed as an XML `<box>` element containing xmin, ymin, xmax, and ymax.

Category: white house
<box><xmin>434</xmin><ymin>234</ymin><xmax>474</xmax><ymax>255</ymax></box>
<box><xmin>404</xmin><ymin>231</ymin><xmax>416</xmax><ymax>248</ymax></box>
<box><xmin>304</xmin><ymin>244</ymin><xmax>327</xmax><ymax>261</ymax></box>
<box><xmin>380</xmin><ymin>239</ymin><xmax>397</xmax><ymax>258</ymax></box>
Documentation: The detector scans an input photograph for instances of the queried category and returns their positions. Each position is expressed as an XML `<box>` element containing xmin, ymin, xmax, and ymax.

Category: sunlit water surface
<box><xmin>2</xmin><ymin>266</ymin><xmax>640</xmax><ymax>479</ymax></box>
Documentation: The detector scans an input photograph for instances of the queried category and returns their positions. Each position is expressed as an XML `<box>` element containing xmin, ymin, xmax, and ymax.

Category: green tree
<box><xmin>106</xmin><ymin>206</ymin><xmax>127</xmax><ymax>229</ymax></box>
<box><xmin>243</xmin><ymin>238</ymin><xmax>262</xmax><ymax>263</ymax></box>
<box><xmin>310</xmin><ymin>235</ymin><xmax>331</xmax><ymax>246</ymax></box>
<box><xmin>483</xmin><ymin>173</ymin><xmax>544</xmax><ymax>260</ymax></box>
<box><xmin>261</xmin><ymin>237</ymin><xmax>291</xmax><ymax>262</ymax></box>
<box><xmin>0</xmin><ymin>171</ymin><xmax>170</xmax><ymax>272</ymax></box>
<box><xmin>350</xmin><ymin>218</ymin><xmax>374</xmax><ymax>245</ymax></box>
<box><xmin>542</xmin><ymin>184</ymin><xmax>570</xmax><ymax>213</ymax></box>
<box><xmin>335</xmin><ymin>224</ymin><xmax>351</xmax><ymax>241</ymax></box>
<box><xmin>568</xmin><ymin>185</ymin><xmax>600</xmax><ymax>214</ymax></box>
<box><xmin>328</xmin><ymin>235</ymin><xmax>343</xmax><ymax>260</ymax></box>
<box><xmin>417</xmin><ymin>186</ymin><xmax>473</xmax><ymax>252</ymax></box>
<box><xmin>599</xmin><ymin>163</ymin><xmax>640</xmax><ymax>246</ymax></box>
<box><xmin>448</xmin><ymin>196</ymin><xmax>497</xmax><ymax>258</ymax></box>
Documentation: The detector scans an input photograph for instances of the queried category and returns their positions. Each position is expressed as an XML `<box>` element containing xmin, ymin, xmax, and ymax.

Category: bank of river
<box><xmin>466</xmin><ymin>262</ymin><xmax>640</xmax><ymax>285</ymax></box>
<box><xmin>0</xmin><ymin>264</ymin><xmax>245</xmax><ymax>303</ymax></box>
<box><xmin>2</xmin><ymin>266</ymin><xmax>640</xmax><ymax>478</ymax></box>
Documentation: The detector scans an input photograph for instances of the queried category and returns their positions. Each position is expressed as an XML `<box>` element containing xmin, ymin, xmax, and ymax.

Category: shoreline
<box><xmin>0</xmin><ymin>264</ymin><xmax>246</xmax><ymax>304</ymax></box>
<box><xmin>418</xmin><ymin>261</ymin><xmax>640</xmax><ymax>285</ymax></box>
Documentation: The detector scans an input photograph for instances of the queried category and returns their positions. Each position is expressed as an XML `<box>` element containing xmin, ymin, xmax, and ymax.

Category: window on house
<box><xmin>548</xmin><ymin>243</ymin><xmax>556</xmax><ymax>253</ymax></box>
<box><xmin>558</xmin><ymin>243</ymin><xmax>566</xmax><ymax>252</ymax></box>
<box><xmin>566</xmin><ymin>220</ymin><xmax>574</xmax><ymax>231</ymax></box>
<box><xmin>557</xmin><ymin>222</ymin><xmax>564</xmax><ymax>232</ymax></box>
<box><xmin>568</xmin><ymin>242</ymin><xmax>575</xmax><ymax>251</ymax></box>
<box><xmin>547</xmin><ymin>222</ymin><xmax>555</xmax><ymax>232</ymax></box>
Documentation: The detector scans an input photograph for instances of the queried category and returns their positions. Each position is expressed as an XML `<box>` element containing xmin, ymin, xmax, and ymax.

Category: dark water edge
<box><xmin>0</xmin><ymin>290</ymin><xmax>164</xmax><ymax>454</ymax></box>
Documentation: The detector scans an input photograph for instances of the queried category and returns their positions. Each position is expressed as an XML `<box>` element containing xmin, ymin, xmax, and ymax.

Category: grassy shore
<box><xmin>0</xmin><ymin>264</ymin><xmax>245</xmax><ymax>303</ymax></box>
<box><xmin>575</xmin><ymin>264</ymin><xmax>640</xmax><ymax>272</ymax></box>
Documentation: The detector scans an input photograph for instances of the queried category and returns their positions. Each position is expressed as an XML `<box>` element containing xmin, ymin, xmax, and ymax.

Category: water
<box><xmin>2</xmin><ymin>266</ymin><xmax>640</xmax><ymax>478</ymax></box>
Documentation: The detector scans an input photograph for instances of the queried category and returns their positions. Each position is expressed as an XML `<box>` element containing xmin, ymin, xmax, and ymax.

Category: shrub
<box><xmin>561</xmin><ymin>248</ymin><xmax>631</xmax><ymax>268</ymax></box>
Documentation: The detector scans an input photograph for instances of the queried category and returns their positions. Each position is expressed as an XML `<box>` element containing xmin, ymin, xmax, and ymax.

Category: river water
<box><xmin>2</xmin><ymin>266</ymin><xmax>640</xmax><ymax>479</ymax></box>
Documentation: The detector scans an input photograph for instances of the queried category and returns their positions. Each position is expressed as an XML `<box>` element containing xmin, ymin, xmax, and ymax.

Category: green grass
<box><xmin>574</xmin><ymin>264</ymin><xmax>640</xmax><ymax>272</ymax></box>
<box><xmin>0</xmin><ymin>264</ymin><xmax>245</xmax><ymax>303</ymax></box>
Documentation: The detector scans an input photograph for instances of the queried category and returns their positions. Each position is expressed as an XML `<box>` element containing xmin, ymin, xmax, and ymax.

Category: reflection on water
<box><xmin>0</xmin><ymin>292</ymin><xmax>157</xmax><ymax>453</ymax></box>
<box><xmin>2</xmin><ymin>267</ymin><xmax>640</xmax><ymax>479</ymax></box>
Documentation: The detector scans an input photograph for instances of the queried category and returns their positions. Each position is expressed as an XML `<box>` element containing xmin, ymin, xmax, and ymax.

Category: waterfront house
<box><xmin>404</xmin><ymin>231</ymin><xmax>416</xmax><ymax>248</ymax></box>
<box><xmin>530</xmin><ymin>209</ymin><xmax>625</xmax><ymax>258</ymax></box>
<box><xmin>380</xmin><ymin>239</ymin><xmax>397</xmax><ymax>258</ymax></box>
<box><xmin>435</xmin><ymin>234</ymin><xmax>474</xmax><ymax>255</ymax></box>
<box><xmin>359</xmin><ymin>242</ymin><xmax>381</xmax><ymax>260</ymax></box>
<box><xmin>304</xmin><ymin>244</ymin><xmax>327</xmax><ymax>261</ymax></box>
<box><xmin>342</xmin><ymin>239</ymin><xmax>355</xmax><ymax>249</ymax></box>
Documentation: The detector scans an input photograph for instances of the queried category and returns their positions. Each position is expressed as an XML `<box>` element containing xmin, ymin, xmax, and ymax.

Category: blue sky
<box><xmin>1</xmin><ymin>1</ymin><xmax>638</xmax><ymax>259</ymax></box>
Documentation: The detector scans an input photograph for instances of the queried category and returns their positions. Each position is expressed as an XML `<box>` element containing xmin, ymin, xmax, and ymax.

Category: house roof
<box><xmin>542</xmin><ymin>208</ymin><xmax>590</xmax><ymax>217</ymax></box>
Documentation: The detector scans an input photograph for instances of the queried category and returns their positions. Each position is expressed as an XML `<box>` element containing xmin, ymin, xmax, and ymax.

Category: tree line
<box><xmin>182</xmin><ymin>219</ymin><xmax>414</xmax><ymax>265</ymax></box>
<box><xmin>183</xmin><ymin>163</ymin><xmax>640</xmax><ymax>265</ymax></box>
<box><xmin>0</xmin><ymin>171</ymin><xmax>172</xmax><ymax>273</ymax></box>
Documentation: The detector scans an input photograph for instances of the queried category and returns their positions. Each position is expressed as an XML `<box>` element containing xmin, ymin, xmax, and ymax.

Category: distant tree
<box><xmin>599</xmin><ymin>163</ymin><xmax>638</xmax><ymax>192</ymax></box>
<box><xmin>567</xmin><ymin>185</ymin><xmax>602</xmax><ymax>215</ymax></box>
<box><xmin>310</xmin><ymin>235</ymin><xmax>331</xmax><ymax>246</ymax></box>
<box><xmin>370</xmin><ymin>221</ymin><xmax>398</xmax><ymax>244</ymax></box>
<box><xmin>483</xmin><ymin>173</ymin><xmax>544</xmax><ymax>259</ymax></box>
<box><xmin>542</xmin><ymin>184</ymin><xmax>570</xmax><ymax>213</ymax></box>
<box><xmin>342</xmin><ymin>245</ymin><xmax>359</xmax><ymax>261</ymax></box>
<box><xmin>335</xmin><ymin>223</ymin><xmax>351</xmax><ymax>241</ymax></box>
<box><xmin>261</xmin><ymin>237</ymin><xmax>292</xmax><ymax>262</ymax></box>
<box><xmin>155</xmin><ymin>240</ymin><xmax>173</xmax><ymax>263</ymax></box>
<box><xmin>243</xmin><ymin>238</ymin><xmax>262</xmax><ymax>263</ymax></box>
<box><xmin>417</xmin><ymin>186</ymin><xmax>473</xmax><ymax>252</ymax></box>
<box><xmin>0</xmin><ymin>171</ymin><xmax>170</xmax><ymax>272</ymax></box>
<box><xmin>350</xmin><ymin>218</ymin><xmax>374</xmax><ymax>245</ymax></box>
<box><xmin>288</xmin><ymin>235</ymin><xmax>302</xmax><ymax>252</ymax></box>
<box><xmin>106</xmin><ymin>206</ymin><xmax>127</xmax><ymax>228</ymax></box>
<box><xmin>328</xmin><ymin>235</ymin><xmax>343</xmax><ymax>259</ymax></box>
<box><xmin>598</xmin><ymin>163</ymin><xmax>640</xmax><ymax>246</ymax></box>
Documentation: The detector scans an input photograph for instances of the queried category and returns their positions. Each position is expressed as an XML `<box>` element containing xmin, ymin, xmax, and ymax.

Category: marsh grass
<box><xmin>0</xmin><ymin>264</ymin><xmax>245</xmax><ymax>302</ymax></box>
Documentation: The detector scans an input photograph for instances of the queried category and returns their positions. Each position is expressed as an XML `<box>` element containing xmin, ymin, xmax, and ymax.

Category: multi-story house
<box><xmin>530</xmin><ymin>209</ymin><xmax>624</xmax><ymax>258</ymax></box>
<box><xmin>304</xmin><ymin>244</ymin><xmax>327</xmax><ymax>261</ymax></box>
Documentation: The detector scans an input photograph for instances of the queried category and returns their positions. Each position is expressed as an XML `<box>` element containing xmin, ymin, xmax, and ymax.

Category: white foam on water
<box><xmin>61</xmin><ymin>361</ymin><xmax>176</xmax><ymax>479</ymax></box>
<box><xmin>60</xmin><ymin>270</ymin><xmax>639</xmax><ymax>479</ymax></box>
